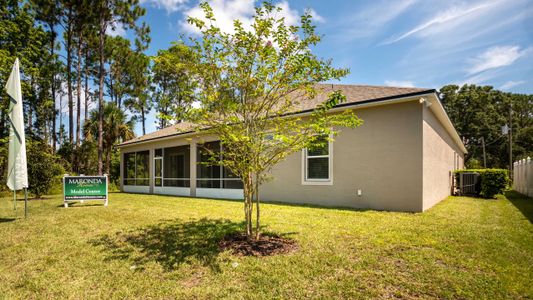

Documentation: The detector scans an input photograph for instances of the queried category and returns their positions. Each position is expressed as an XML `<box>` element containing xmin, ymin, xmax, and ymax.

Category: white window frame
<box><xmin>154</xmin><ymin>154</ymin><xmax>163</xmax><ymax>187</ymax></box>
<box><xmin>301</xmin><ymin>135</ymin><xmax>333</xmax><ymax>185</ymax></box>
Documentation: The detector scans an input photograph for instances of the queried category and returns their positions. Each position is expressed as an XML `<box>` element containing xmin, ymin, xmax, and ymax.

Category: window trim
<box><xmin>154</xmin><ymin>155</ymin><xmax>163</xmax><ymax>187</ymax></box>
<box><xmin>301</xmin><ymin>135</ymin><xmax>333</xmax><ymax>186</ymax></box>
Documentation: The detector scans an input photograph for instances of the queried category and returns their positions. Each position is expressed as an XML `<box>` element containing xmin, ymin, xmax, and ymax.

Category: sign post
<box><xmin>63</xmin><ymin>175</ymin><xmax>108</xmax><ymax>207</ymax></box>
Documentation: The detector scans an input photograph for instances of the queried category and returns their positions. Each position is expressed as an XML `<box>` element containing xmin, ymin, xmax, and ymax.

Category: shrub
<box><xmin>455</xmin><ymin>169</ymin><xmax>509</xmax><ymax>198</ymax></box>
<box><xmin>27</xmin><ymin>140</ymin><xmax>65</xmax><ymax>198</ymax></box>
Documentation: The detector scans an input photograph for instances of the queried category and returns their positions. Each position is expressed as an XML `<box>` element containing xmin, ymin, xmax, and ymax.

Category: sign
<box><xmin>63</xmin><ymin>175</ymin><xmax>108</xmax><ymax>207</ymax></box>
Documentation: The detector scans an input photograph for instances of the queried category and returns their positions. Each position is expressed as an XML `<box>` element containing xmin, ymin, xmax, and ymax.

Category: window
<box><xmin>163</xmin><ymin>146</ymin><xmax>190</xmax><ymax>187</ymax></box>
<box><xmin>303</xmin><ymin>135</ymin><xmax>332</xmax><ymax>185</ymax></box>
<box><xmin>197</xmin><ymin>141</ymin><xmax>243</xmax><ymax>189</ymax></box>
<box><xmin>124</xmin><ymin>153</ymin><xmax>136</xmax><ymax>185</ymax></box>
<box><xmin>123</xmin><ymin>151</ymin><xmax>149</xmax><ymax>186</ymax></box>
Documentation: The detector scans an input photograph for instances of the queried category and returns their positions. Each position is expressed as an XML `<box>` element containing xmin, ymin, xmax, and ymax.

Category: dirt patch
<box><xmin>219</xmin><ymin>233</ymin><xmax>298</xmax><ymax>257</ymax></box>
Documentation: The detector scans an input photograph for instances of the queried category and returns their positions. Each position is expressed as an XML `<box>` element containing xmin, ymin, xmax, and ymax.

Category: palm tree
<box><xmin>84</xmin><ymin>102</ymin><xmax>135</xmax><ymax>174</ymax></box>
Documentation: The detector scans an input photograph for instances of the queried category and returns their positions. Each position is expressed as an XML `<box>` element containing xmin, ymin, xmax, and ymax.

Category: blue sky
<box><xmin>111</xmin><ymin>0</ymin><xmax>533</xmax><ymax>135</ymax></box>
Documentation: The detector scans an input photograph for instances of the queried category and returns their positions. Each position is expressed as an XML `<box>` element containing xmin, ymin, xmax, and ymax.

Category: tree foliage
<box><xmin>27</xmin><ymin>139</ymin><xmax>65</xmax><ymax>198</ymax></box>
<box><xmin>185</xmin><ymin>2</ymin><xmax>362</xmax><ymax>238</ymax></box>
<box><xmin>152</xmin><ymin>41</ymin><xmax>197</xmax><ymax>129</ymax></box>
<box><xmin>84</xmin><ymin>102</ymin><xmax>134</xmax><ymax>175</ymax></box>
<box><xmin>440</xmin><ymin>84</ymin><xmax>533</xmax><ymax>168</ymax></box>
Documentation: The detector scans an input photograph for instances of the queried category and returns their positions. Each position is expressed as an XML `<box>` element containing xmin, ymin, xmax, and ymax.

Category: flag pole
<box><xmin>13</xmin><ymin>160</ymin><xmax>16</xmax><ymax>212</ymax></box>
<box><xmin>24</xmin><ymin>188</ymin><xmax>28</xmax><ymax>218</ymax></box>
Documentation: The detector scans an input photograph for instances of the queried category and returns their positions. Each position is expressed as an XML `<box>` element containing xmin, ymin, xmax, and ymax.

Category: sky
<box><xmin>109</xmin><ymin>0</ymin><xmax>533</xmax><ymax>136</ymax></box>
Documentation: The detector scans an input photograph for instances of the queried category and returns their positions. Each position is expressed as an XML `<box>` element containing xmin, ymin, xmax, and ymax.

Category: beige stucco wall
<box><xmin>422</xmin><ymin>105</ymin><xmax>464</xmax><ymax>211</ymax></box>
<box><xmin>261</xmin><ymin>100</ymin><xmax>424</xmax><ymax>212</ymax></box>
<box><xmin>119</xmin><ymin>98</ymin><xmax>466</xmax><ymax>212</ymax></box>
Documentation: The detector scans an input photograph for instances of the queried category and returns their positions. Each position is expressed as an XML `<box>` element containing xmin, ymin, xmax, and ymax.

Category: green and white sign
<box><xmin>63</xmin><ymin>175</ymin><xmax>108</xmax><ymax>207</ymax></box>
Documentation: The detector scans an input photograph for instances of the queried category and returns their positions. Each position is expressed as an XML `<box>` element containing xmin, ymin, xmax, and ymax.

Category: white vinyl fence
<box><xmin>513</xmin><ymin>157</ymin><xmax>533</xmax><ymax>197</ymax></box>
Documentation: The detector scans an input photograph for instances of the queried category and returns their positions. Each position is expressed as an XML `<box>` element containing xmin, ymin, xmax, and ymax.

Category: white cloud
<box><xmin>181</xmin><ymin>0</ymin><xmax>304</xmax><ymax>34</ymax></box>
<box><xmin>334</xmin><ymin>0</ymin><xmax>416</xmax><ymax>40</ymax></box>
<box><xmin>384</xmin><ymin>80</ymin><xmax>415</xmax><ymax>88</ymax></box>
<box><xmin>275</xmin><ymin>1</ymin><xmax>299</xmax><ymax>26</ymax></box>
<box><xmin>500</xmin><ymin>80</ymin><xmax>525</xmax><ymax>90</ymax></box>
<box><xmin>307</xmin><ymin>8</ymin><xmax>325</xmax><ymax>23</ymax></box>
<box><xmin>461</xmin><ymin>72</ymin><xmax>495</xmax><ymax>86</ymax></box>
<box><xmin>468</xmin><ymin>45</ymin><xmax>527</xmax><ymax>74</ymax></box>
<box><xmin>141</xmin><ymin>0</ymin><xmax>188</xmax><ymax>13</ymax></box>
<box><xmin>106</xmin><ymin>22</ymin><xmax>126</xmax><ymax>37</ymax></box>
<box><xmin>181</xmin><ymin>0</ymin><xmax>255</xmax><ymax>34</ymax></box>
<box><xmin>386</xmin><ymin>0</ymin><xmax>530</xmax><ymax>89</ymax></box>
<box><xmin>381</xmin><ymin>1</ymin><xmax>498</xmax><ymax>45</ymax></box>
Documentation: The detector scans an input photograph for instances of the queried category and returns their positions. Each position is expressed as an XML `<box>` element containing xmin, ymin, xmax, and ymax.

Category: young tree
<box><xmin>186</xmin><ymin>2</ymin><xmax>362</xmax><ymax>238</ymax></box>
<box><xmin>152</xmin><ymin>41</ymin><xmax>197</xmax><ymax>128</ymax></box>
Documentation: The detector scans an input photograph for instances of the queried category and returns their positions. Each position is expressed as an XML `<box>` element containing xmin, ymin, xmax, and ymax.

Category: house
<box><xmin>117</xmin><ymin>84</ymin><xmax>466</xmax><ymax>212</ymax></box>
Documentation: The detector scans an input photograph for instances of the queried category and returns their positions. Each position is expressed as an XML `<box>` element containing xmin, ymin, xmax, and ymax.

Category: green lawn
<box><xmin>0</xmin><ymin>192</ymin><xmax>532</xmax><ymax>299</ymax></box>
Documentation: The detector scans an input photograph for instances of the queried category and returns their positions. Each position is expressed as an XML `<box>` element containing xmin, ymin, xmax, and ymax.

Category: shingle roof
<box><xmin>119</xmin><ymin>84</ymin><xmax>434</xmax><ymax>146</ymax></box>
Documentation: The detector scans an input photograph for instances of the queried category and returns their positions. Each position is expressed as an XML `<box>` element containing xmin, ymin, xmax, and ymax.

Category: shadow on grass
<box><xmin>0</xmin><ymin>218</ymin><xmax>16</xmax><ymax>223</ymax></box>
<box><xmin>506</xmin><ymin>191</ymin><xmax>533</xmax><ymax>223</ymax></box>
<box><xmin>89</xmin><ymin>218</ymin><xmax>244</xmax><ymax>271</ymax></box>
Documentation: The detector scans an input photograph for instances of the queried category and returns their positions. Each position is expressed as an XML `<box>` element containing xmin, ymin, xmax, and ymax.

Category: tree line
<box><xmin>440</xmin><ymin>84</ymin><xmax>533</xmax><ymax>169</ymax></box>
<box><xmin>0</xmin><ymin>0</ymin><xmax>196</xmax><ymax>187</ymax></box>
<box><xmin>0</xmin><ymin>0</ymin><xmax>531</xmax><ymax>196</ymax></box>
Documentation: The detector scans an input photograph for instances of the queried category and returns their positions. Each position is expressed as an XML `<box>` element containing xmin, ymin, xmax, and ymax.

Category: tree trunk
<box><xmin>84</xmin><ymin>48</ymin><xmax>89</xmax><ymax>127</ymax></box>
<box><xmin>27</xmin><ymin>104</ymin><xmax>32</xmax><ymax>132</ymax></box>
<box><xmin>105</xmin><ymin>147</ymin><xmax>111</xmax><ymax>175</ymax></box>
<box><xmin>109</xmin><ymin>76</ymin><xmax>115</xmax><ymax>105</ymax></box>
<box><xmin>44</xmin><ymin>120</ymin><xmax>49</xmax><ymax>148</ymax></box>
<box><xmin>255</xmin><ymin>174</ymin><xmax>260</xmax><ymax>239</ymax></box>
<box><xmin>67</xmin><ymin>7</ymin><xmax>74</xmax><ymax>146</ymax></box>
<box><xmin>141</xmin><ymin>105</ymin><xmax>146</xmax><ymax>135</ymax></box>
<box><xmin>160</xmin><ymin>84</ymin><xmax>167</xmax><ymax>128</ymax></box>
<box><xmin>76</xmin><ymin>34</ymin><xmax>83</xmax><ymax>148</ymax></box>
<box><xmin>50</xmin><ymin>23</ymin><xmax>57</xmax><ymax>152</ymax></box>
<box><xmin>97</xmin><ymin>19</ymin><xmax>105</xmax><ymax>175</ymax></box>
<box><xmin>59</xmin><ymin>93</ymin><xmax>63</xmax><ymax>144</ymax></box>
<box><xmin>243</xmin><ymin>173</ymin><xmax>254</xmax><ymax>238</ymax></box>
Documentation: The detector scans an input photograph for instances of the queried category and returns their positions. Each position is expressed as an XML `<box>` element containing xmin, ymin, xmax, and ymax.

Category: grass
<box><xmin>0</xmin><ymin>191</ymin><xmax>532</xmax><ymax>299</ymax></box>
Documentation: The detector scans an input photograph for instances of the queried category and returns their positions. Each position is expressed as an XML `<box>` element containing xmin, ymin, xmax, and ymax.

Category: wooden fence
<box><xmin>513</xmin><ymin>157</ymin><xmax>533</xmax><ymax>197</ymax></box>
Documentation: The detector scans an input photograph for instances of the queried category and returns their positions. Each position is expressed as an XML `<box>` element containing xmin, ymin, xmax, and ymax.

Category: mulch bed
<box><xmin>219</xmin><ymin>233</ymin><xmax>298</xmax><ymax>256</ymax></box>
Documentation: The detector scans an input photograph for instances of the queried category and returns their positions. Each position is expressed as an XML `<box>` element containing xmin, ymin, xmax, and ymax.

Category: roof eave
<box><xmin>118</xmin><ymin>89</ymin><xmax>469</xmax><ymax>152</ymax></box>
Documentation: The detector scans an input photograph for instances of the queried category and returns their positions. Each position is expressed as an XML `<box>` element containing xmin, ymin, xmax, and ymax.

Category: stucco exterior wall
<box><xmin>261</xmin><ymin>101</ymin><xmax>424</xmax><ymax>212</ymax></box>
<box><xmin>422</xmin><ymin>105</ymin><xmax>464</xmax><ymax>211</ymax></box>
<box><xmin>119</xmin><ymin>98</ymin><xmax>466</xmax><ymax>212</ymax></box>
